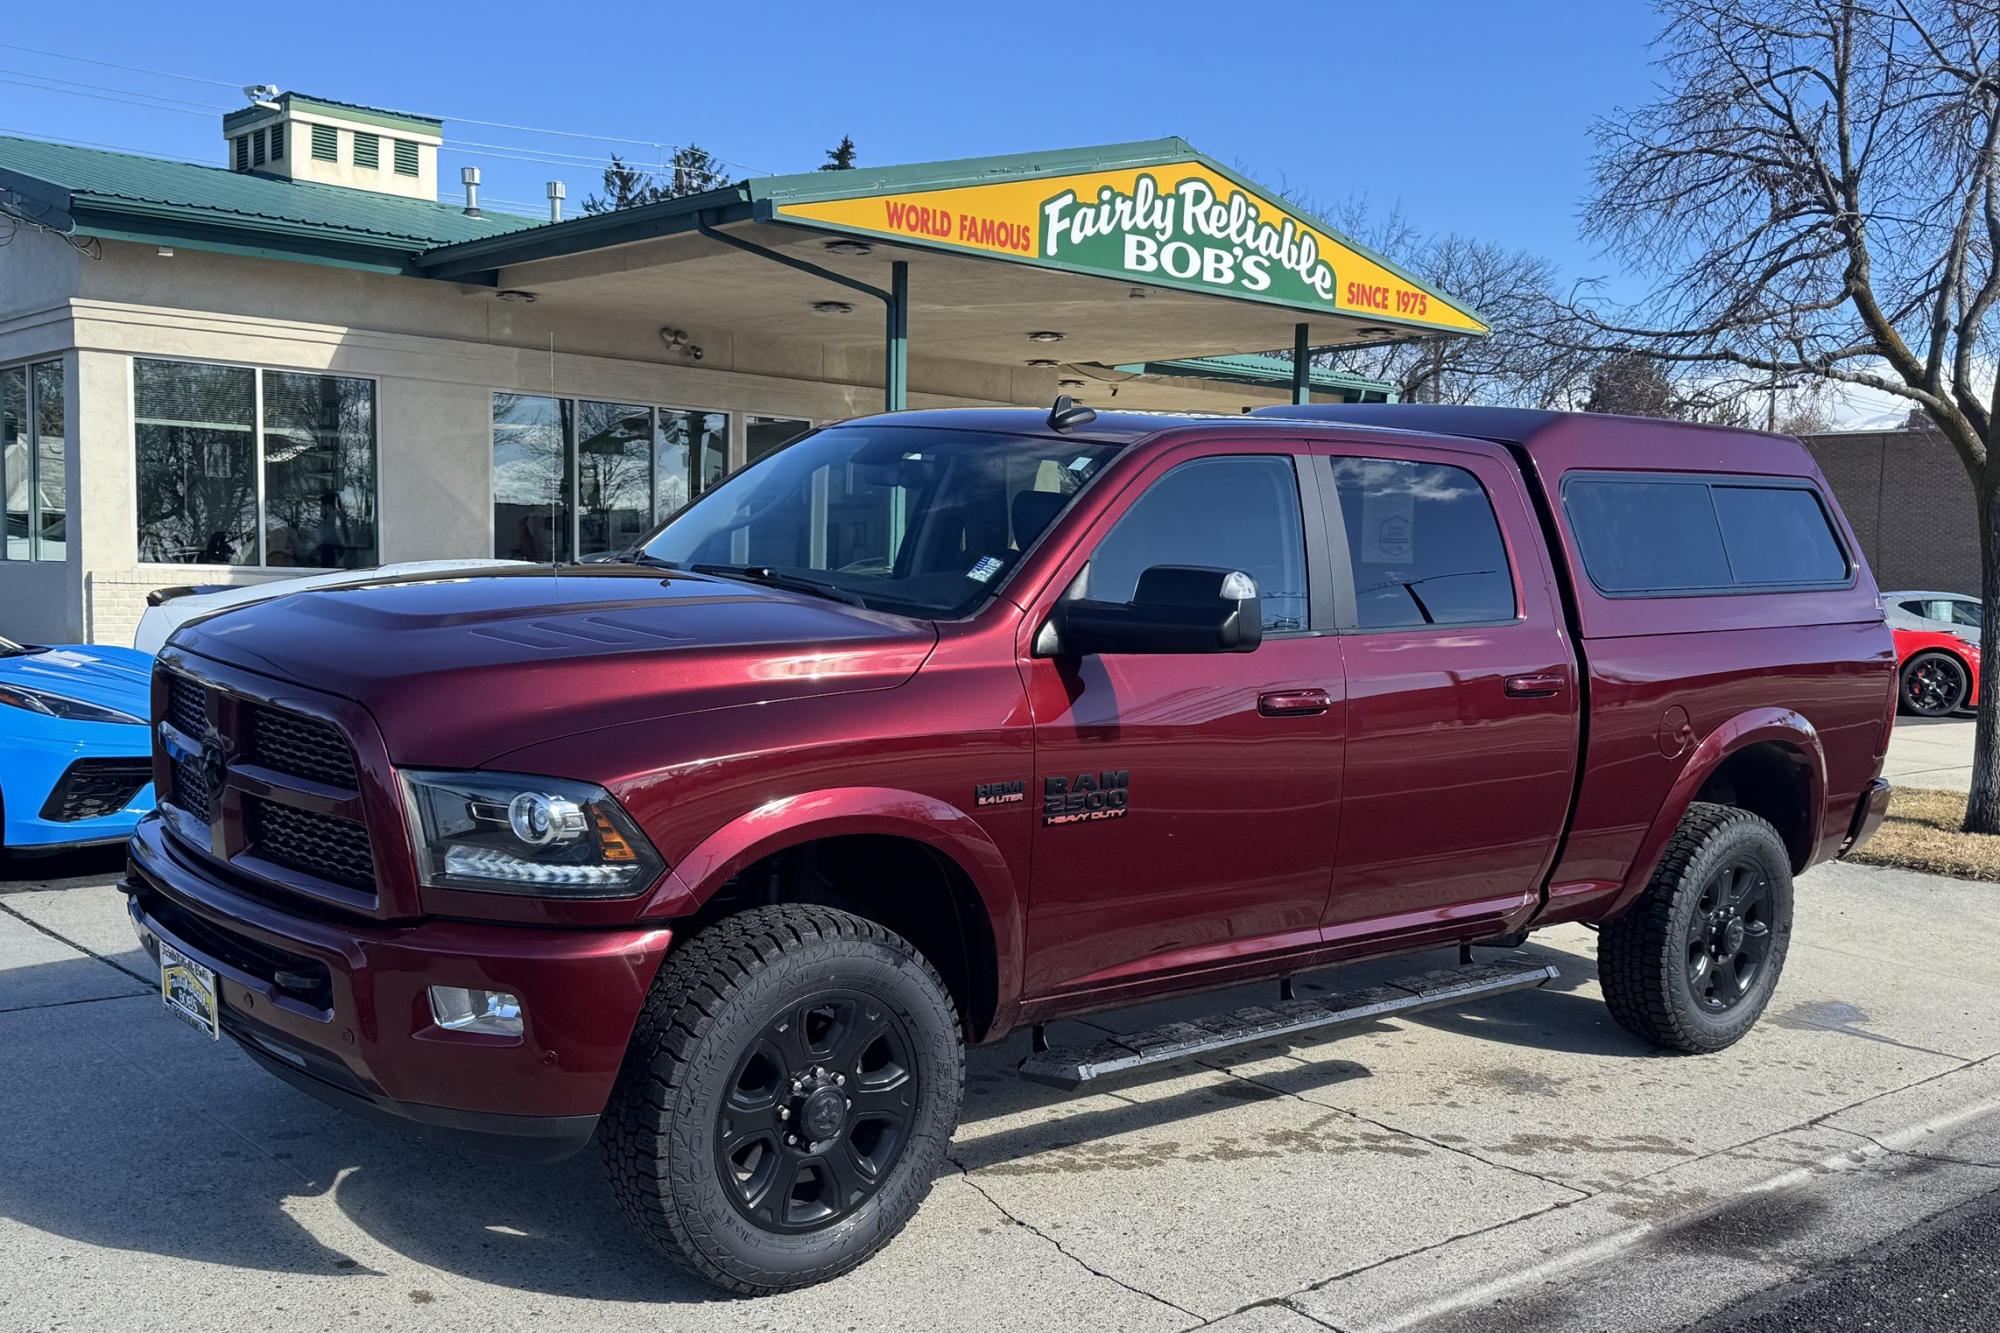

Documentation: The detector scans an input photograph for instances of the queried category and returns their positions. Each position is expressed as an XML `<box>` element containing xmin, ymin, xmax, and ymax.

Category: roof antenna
<box><xmin>1048</xmin><ymin>394</ymin><xmax>1096</xmax><ymax>432</ymax></box>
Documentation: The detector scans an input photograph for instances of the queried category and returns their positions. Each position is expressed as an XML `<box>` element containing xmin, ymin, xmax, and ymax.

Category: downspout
<box><xmin>694</xmin><ymin>217</ymin><xmax>909</xmax><ymax>412</ymax></box>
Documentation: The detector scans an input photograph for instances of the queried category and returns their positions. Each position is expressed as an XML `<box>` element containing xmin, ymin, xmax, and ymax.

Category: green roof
<box><xmin>1117</xmin><ymin>353</ymin><xmax>1396</xmax><ymax>398</ymax></box>
<box><xmin>0</xmin><ymin>134</ymin><xmax>538</xmax><ymax>273</ymax></box>
<box><xmin>223</xmin><ymin>92</ymin><xmax>443</xmax><ymax>137</ymax></box>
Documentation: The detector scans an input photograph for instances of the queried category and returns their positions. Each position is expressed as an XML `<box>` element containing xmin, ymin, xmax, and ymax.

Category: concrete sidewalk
<box><xmin>1885</xmin><ymin>715</ymin><xmax>1975</xmax><ymax>792</ymax></box>
<box><xmin>4</xmin><ymin>855</ymin><xmax>2000</xmax><ymax>1332</ymax></box>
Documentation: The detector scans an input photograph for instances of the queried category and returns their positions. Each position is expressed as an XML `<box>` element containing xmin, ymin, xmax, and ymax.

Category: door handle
<box><xmin>1259</xmin><ymin>688</ymin><xmax>1331</xmax><ymax>717</ymax></box>
<box><xmin>1504</xmin><ymin>673</ymin><xmax>1566</xmax><ymax>699</ymax></box>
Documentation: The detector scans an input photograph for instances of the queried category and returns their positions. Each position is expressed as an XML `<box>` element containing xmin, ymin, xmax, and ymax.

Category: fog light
<box><xmin>428</xmin><ymin>985</ymin><xmax>523</xmax><ymax>1036</ymax></box>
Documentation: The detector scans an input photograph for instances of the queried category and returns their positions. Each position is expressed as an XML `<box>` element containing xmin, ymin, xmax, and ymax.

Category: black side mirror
<box><xmin>1042</xmin><ymin>565</ymin><xmax>1263</xmax><ymax>657</ymax></box>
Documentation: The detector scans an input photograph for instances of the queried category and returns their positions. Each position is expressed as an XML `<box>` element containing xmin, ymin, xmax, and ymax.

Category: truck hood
<box><xmin>172</xmin><ymin>567</ymin><xmax>938</xmax><ymax>766</ymax></box>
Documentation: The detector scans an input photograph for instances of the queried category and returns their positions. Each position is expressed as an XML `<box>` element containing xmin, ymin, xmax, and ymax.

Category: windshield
<box><xmin>0</xmin><ymin>635</ymin><xmax>34</xmax><ymax>657</ymax></box>
<box><xmin>638</xmin><ymin>426</ymin><xmax>1117</xmax><ymax>617</ymax></box>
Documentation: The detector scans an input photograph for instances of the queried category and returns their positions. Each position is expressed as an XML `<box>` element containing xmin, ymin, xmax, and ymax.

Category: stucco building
<box><xmin>1</xmin><ymin>93</ymin><xmax>1481</xmax><ymax>645</ymax></box>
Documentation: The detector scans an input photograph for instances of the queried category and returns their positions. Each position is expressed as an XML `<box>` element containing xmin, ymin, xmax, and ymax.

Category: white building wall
<box><xmin>2</xmin><ymin>235</ymin><xmax>1032</xmax><ymax>646</ymax></box>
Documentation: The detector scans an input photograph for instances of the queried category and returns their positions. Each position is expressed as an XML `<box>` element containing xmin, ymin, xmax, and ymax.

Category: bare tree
<box><xmin>1307</xmin><ymin>201</ymin><xmax>1598</xmax><ymax>406</ymax></box>
<box><xmin>1582</xmin><ymin>0</ymin><xmax>2000</xmax><ymax>829</ymax></box>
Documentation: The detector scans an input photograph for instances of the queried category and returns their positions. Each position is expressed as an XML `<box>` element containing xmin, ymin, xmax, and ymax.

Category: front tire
<box><xmin>1598</xmin><ymin>803</ymin><xmax>1793</xmax><ymax>1053</ymax></box>
<box><xmin>1900</xmin><ymin>650</ymin><xmax>1970</xmax><ymax>716</ymax></box>
<box><xmin>600</xmin><ymin>905</ymin><xmax>963</xmax><ymax>1294</ymax></box>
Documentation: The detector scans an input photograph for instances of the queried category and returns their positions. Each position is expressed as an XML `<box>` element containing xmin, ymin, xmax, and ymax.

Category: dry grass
<box><xmin>1848</xmin><ymin>786</ymin><xmax>2000</xmax><ymax>882</ymax></box>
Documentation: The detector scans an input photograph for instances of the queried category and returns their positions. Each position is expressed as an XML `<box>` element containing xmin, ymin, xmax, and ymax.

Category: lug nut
<box><xmin>779</xmin><ymin>1107</ymin><xmax>789</xmax><ymax>1120</ymax></box>
<box><xmin>786</xmin><ymin>1134</ymin><xmax>797</xmax><ymax>1145</ymax></box>
<box><xmin>835</xmin><ymin>1074</ymin><xmax>845</xmax><ymax>1086</ymax></box>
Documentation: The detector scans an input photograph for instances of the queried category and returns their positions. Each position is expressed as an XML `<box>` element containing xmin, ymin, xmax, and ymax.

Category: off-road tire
<box><xmin>599</xmin><ymin>905</ymin><xmax>963</xmax><ymax>1293</ymax></box>
<box><xmin>1599</xmin><ymin>802</ymin><xmax>1793</xmax><ymax>1054</ymax></box>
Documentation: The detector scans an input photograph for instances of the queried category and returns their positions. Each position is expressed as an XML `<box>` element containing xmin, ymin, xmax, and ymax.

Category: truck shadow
<box><xmin>0</xmin><ymin>938</ymin><xmax>1650</xmax><ymax>1305</ymax></box>
<box><xmin>0</xmin><ymin>843</ymin><xmax>127</xmax><ymax>888</ymax></box>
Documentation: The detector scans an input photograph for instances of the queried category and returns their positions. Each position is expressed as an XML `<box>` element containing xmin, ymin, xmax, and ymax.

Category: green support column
<box><xmin>886</xmin><ymin>260</ymin><xmax>909</xmax><ymax>412</ymax></box>
<box><xmin>1292</xmin><ymin>323</ymin><xmax>1311</xmax><ymax>405</ymax></box>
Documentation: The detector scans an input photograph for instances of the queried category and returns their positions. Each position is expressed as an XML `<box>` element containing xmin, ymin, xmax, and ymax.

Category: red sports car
<box><xmin>1893</xmin><ymin>625</ymin><xmax>1981</xmax><ymax>716</ymax></box>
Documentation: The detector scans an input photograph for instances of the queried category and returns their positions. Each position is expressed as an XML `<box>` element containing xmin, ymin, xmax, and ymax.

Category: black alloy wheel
<box><xmin>1902</xmin><ymin>651</ymin><xmax>1969</xmax><ymax>716</ymax></box>
<box><xmin>716</xmin><ymin>992</ymin><xmax>920</xmax><ymax>1233</ymax></box>
<box><xmin>1684</xmin><ymin>857</ymin><xmax>1775</xmax><ymax>1013</ymax></box>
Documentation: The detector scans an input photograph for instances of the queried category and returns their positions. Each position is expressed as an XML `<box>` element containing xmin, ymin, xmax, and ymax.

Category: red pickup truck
<box><xmin>126</xmin><ymin>402</ymin><xmax>1896</xmax><ymax>1293</ymax></box>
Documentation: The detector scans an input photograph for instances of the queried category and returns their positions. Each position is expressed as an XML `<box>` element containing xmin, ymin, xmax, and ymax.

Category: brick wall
<box><xmin>1802</xmin><ymin>428</ymin><xmax>1981</xmax><ymax>595</ymax></box>
<box><xmin>84</xmin><ymin>567</ymin><xmax>298</xmax><ymax>648</ymax></box>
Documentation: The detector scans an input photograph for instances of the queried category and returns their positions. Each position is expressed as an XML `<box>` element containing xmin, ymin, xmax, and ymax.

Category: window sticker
<box><xmin>966</xmin><ymin>555</ymin><xmax>1005</xmax><ymax>583</ymax></box>
<box><xmin>1068</xmin><ymin>455</ymin><xmax>1094</xmax><ymax>472</ymax></box>
<box><xmin>1361</xmin><ymin>489</ymin><xmax>1415</xmax><ymax>564</ymax></box>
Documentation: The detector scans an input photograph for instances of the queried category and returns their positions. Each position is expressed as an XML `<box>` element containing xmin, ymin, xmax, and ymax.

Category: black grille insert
<box><xmin>246</xmin><ymin>796</ymin><xmax>375</xmax><ymax>891</ymax></box>
<box><xmin>166</xmin><ymin>672</ymin><xmax>207</xmax><ymax>738</ymax></box>
<box><xmin>168</xmin><ymin>754</ymin><xmax>212</xmax><ymax>824</ymax></box>
<box><xmin>40</xmin><ymin>758</ymin><xmax>153</xmax><ymax>822</ymax></box>
<box><xmin>244</xmin><ymin>704</ymin><xmax>359</xmax><ymax>790</ymax></box>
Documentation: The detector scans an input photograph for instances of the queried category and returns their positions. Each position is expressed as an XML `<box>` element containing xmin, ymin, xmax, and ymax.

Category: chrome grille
<box><xmin>244</xmin><ymin>704</ymin><xmax>359</xmax><ymax>789</ymax></box>
<box><xmin>246</xmin><ymin>796</ymin><xmax>375</xmax><ymax>890</ymax></box>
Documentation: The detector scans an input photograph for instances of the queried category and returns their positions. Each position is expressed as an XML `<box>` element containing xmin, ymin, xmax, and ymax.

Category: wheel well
<box><xmin>1692</xmin><ymin>742</ymin><xmax>1815</xmax><ymax>871</ymax></box>
<box><xmin>685</xmin><ymin>835</ymin><xmax>1000</xmax><ymax>1040</ymax></box>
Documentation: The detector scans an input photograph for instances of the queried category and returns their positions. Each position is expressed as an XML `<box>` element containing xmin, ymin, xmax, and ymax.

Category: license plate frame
<box><xmin>160</xmin><ymin>939</ymin><xmax>220</xmax><ymax>1040</ymax></box>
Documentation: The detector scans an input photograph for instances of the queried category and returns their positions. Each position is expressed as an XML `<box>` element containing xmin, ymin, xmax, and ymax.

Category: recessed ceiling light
<box><xmin>496</xmin><ymin>289</ymin><xmax>538</xmax><ymax>303</ymax></box>
<box><xmin>1026</xmin><ymin>330</ymin><xmax>1065</xmax><ymax>343</ymax></box>
<box><xmin>1128</xmin><ymin>288</ymin><xmax>1148</xmax><ymax>299</ymax></box>
<box><xmin>823</xmin><ymin>240</ymin><xmax>874</xmax><ymax>256</ymax></box>
<box><xmin>1058</xmin><ymin>378</ymin><xmax>1087</xmax><ymax>389</ymax></box>
<box><xmin>1026</xmin><ymin>358</ymin><xmax>1059</xmax><ymax>368</ymax></box>
<box><xmin>1357</xmin><ymin>326</ymin><xmax>1394</xmax><ymax>336</ymax></box>
<box><xmin>812</xmin><ymin>300</ymin><xmax>855</xmax><ymax>315</ymax></box>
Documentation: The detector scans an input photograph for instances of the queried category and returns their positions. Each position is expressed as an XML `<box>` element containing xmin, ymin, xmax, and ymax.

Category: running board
<box><xmin>1018</xmin><ymin>959</ymin><xmax>1559</xmax><ymax>1089</ymax></box>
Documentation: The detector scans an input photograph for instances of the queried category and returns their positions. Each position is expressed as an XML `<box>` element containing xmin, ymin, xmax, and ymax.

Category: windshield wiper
<box><xmin>691</xmin><ymin>563</ymin><xmax>868</xmax><ymax>607</ymax></box>
<box><xmin>615</xmin><ymin>550</ymin><xmax>681</xmax><ymax>570</ymax></box>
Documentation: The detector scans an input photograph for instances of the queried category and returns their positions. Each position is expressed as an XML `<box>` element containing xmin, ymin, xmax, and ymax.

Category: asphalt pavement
<box><xmin>6</xmin><ymin>850</ymin><xmax>2000</xmax><ymax>1331</ymax></box>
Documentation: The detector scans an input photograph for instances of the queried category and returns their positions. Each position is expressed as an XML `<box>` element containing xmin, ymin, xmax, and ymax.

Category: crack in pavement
<box><xmin>0</xmin><ymin>991</ymin><xmax>150</xmax><ymax>1015</ymax></box>
<box><xmin>947</xmin><ymin>1154</ymin><xmax>1201</xmax><ymax>1322</ymax></box>
<box><xmin>1825</xmin><ymin>1122</ymin><xmax>2000</xmax><ymax>1173</ymax></box>
<box><xmin>0</xmin><ymin>896</ymin><xmax>153</xmax><ymax>988</ymax></box>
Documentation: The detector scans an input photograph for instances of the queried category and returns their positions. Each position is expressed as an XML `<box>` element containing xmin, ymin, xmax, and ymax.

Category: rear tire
<box><xmin>1598</xmin><ymin>803</ymin><xmax>1793</xmax><ymax>1053</ymax></box>
<box><xmin>1900</xmin><ymin>650</ymin><xmax>1969</xmax><ymax>716</ymax></box>
<box><xmin>599</xmin><ymin>905</ymin><xmax>963</xmax><ymax>1294</ymax></box>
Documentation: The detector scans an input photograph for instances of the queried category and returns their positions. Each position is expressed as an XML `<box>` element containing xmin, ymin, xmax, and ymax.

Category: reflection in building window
<box><xmin>263</xmin><ymin>371</ymin><xmax>378</xmax><ymax>568</ymax></box>
<box><xmin>1</xmin><ymin>360</ymin><xmax>65</xmax><ymax>564</ymax></box>
<box><xmin>746</xmin><ymin>415</ymin><xmax>810</xmax><ymax>464</ymax></box>
<box><xmin>134</xmin><ymin>359</ymin><xmax>379</xmax><ymax>567</ymax></box>
<box><xmin>492</xmin><ymin>395</ymin><xmax>732</xmax><ymax>560</ymax></box>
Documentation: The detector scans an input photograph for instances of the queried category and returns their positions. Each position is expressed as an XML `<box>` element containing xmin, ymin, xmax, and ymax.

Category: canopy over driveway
<box><xmin>415</xmin><ymin>139</ymin><xmax>1486</xmax><ymax>411</ymax></box>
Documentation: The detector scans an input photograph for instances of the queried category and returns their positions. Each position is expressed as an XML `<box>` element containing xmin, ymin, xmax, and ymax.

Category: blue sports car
<box><xmin>0</xmin><ymin>634</ymin><xmax>155</xmax><ymax>852</ymax></box>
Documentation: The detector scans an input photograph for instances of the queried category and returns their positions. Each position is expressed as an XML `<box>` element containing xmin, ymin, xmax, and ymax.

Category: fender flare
<box><xmin>1610</xmin><ymin>707</ymin><xmax>1827</xmax><ymax>918</ymax></box>
<box><xmin>643</xmin><ymin>785</ymin><xmax>1023</xmax><ymax>1016</ymax></box>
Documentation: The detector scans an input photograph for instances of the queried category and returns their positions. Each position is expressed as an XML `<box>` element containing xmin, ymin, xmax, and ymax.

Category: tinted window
<box><xmin>1563</xmin><ymin>479</ymin><xmax>1731</xmax><ymax>593</ymax></box>
<box><xmin>1953</xmin><ymin>601</ymin><xmax>1984</xmax><ymax>628</ymax></box>
<box><xmin>1088</xmin><ymin>456</ymin><xmax>1307</xmax><ymax>631</ymax></box>
<box><xmin>1565</xmin><ymin>476</ymin><xmax>1847</xmax><ymax>594</ymax></box>
<box><xmin>1329</xmin><ymin>456</ymin><xmax>1515</xmax><ymax>629</ymax></box>
<box><xmin>1710</xmin><ymin>486</ymin><xmax>1847</xmax><ymax>585</ymax></box>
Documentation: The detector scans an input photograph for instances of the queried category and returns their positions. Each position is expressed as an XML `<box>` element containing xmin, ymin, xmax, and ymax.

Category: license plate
<box><xmin>160</xmin><ymin>940</ymin><xmax>220</xmax><ymax>1040</ymax></box>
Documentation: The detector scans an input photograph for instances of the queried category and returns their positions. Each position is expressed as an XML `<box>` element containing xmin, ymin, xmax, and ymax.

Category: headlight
<box><xmin>401</xmin><ymin>770</ymin><xmax>664</xmax><ymax>898</ymax></box>
<box><xmin>0</xmin><ymin>684</ymin><xmax>144</xmax><ymax>725</ymax></box>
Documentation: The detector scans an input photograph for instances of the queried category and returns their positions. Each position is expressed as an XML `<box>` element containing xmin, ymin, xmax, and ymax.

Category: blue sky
<box><xmin>0</xmin><ymin>0</ymin><xmax>1662</xmax><ymax>282</ymax></box>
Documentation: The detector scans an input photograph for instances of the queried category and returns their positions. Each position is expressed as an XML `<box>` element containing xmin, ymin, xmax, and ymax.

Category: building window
<box><xmin>233</xmin><ymin>134</ymin><xmax>250</xmax><ymax>172</ymax></box>
<box><xmin>252</xmin><ymin>129</ymin><xmax>266</xmax><ymax>167</ymax></box>
<box><xmin>353</xmin><ymin>131</ymin><xmax>379</xmax><ymax>170</ymax></box>
<box><xmin>310</xmin><ymin>124</ymin><xmax>337</xmax><ymax>162</ymax></box>
<box><xmin>269</xmin><ymin>123</ymin><xmax>284</xmax><ymax>160</ymax></box>
<box><xmin>492</xmin><ymin>394</ymin><xmax>730</xmax><ymax>562</ymax></box>
<box><xmin>746</xmin><ymin>415</ymin><xmax>810</xmax><ymax>465</ymax></box>
<box><xmin>134</xmin><ymin>359</ymin><xmax>378</xmax><ymax>567</ymax></box>
<box><xmin>2</xmin><ymin>359</ymin><xmax>64</xmax><ymax>562</ymax></box>
<box><xmin>393</xmin><ymin>139</ymin><xmax>418</xmax><ymax>176</ymax></box>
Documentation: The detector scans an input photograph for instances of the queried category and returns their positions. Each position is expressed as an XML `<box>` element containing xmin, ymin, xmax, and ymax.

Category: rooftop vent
<box><xmin>223</xmin><ymin>91</ymin><xmax>442</xmax><ymax>202</ymax></box>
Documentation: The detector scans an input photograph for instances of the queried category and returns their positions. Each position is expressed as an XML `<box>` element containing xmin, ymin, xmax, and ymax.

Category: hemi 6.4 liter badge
<box><xmin>1044</xmin><ymin>771</ymin><xmax>1130</xmax><ymax>825</ymax></box>
<box><xmin>974</xmin><ymin>780</ymin><xmax>1025</xmax><ymax>807</ymax></box>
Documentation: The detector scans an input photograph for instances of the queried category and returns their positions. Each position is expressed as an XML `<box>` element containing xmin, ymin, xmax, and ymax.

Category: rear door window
<box><xmin>1327</xmin><ymin>456</ymin><xmax>1516</xmax><ymax>629</ymax></box>
<box><xmin>1563</xmin><ymin>475</ymin><xmax>1848</xmax><ymax>595</ymax></box>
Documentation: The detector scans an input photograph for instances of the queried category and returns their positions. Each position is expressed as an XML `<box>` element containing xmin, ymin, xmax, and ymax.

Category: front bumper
<box><xmin>124</xmin><ymin>814</ymin><xmax>673</xmax><ymax>1161</ymax></box>
<box><xmin>1839</xmin><ymin>778</ymin><xmax>1893</xmax><ymax>858</ymax></box>
<box><xmin>1</xmin><ymin>713</ymin><xmax>152</xmax><ymax>850</ymax></box>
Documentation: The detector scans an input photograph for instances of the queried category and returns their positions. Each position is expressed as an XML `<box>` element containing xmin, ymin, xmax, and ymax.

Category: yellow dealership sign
<box><xmin>774</xmin><ymin>161</ymin><xmax>1487</xmax><ymax>335</ymax></box>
